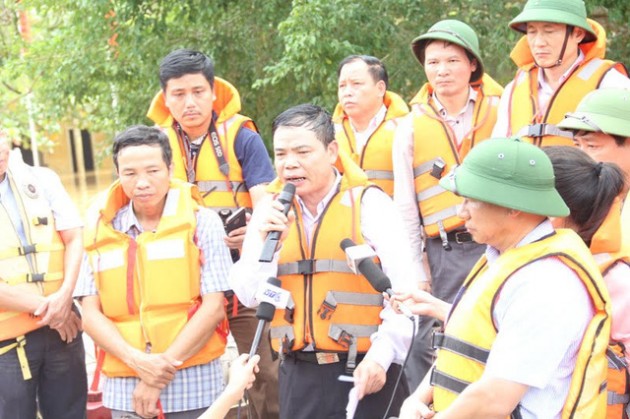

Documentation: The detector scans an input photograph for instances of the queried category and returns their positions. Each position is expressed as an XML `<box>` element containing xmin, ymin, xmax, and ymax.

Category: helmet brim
<box><xmin>440</xmin><ymin>164</ymin><xmax>569</xmax><ymax>218</ymax></box>
<box><xmin>411</xmin><ymin>33</ymin><xmax>484</xmax><ymax>83</ymax></box>
<box><xmin>509</xmin><ymin>10</ymin><xmax>597</xmax><ymax>43</ymax></box>
<box><xmin>558</xmin><ymin>111</ymin><xmax>630</xmax><ymax>138</ymax></box>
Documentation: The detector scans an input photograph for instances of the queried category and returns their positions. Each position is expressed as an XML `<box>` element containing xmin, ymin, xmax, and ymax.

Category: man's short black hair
<box><xmin>159</xmin><ymin>49</ymin><xmax>215</xmax><ymax>90</ymax></box>
<box><xmin>112</xmin><ymin>125</ymin><xmax>172</xmax><ymax>170</ymax></box>
<box><xmin>272</xmin><ymin>104</ymin><xmax>335</xmax><ymax>147</ymax></box>
<box><xmin>337</xmin><ymin>55</ymin><xmax>389</xmax><ymax>89</ymax></box>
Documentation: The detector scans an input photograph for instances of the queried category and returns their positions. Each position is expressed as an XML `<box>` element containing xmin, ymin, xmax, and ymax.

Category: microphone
<box><xmin>340</xmin><ymin>238</ymin><xmax>413</xmax><ymax>319</ymax></box>
<box><xmin>259</xmin><ymin>183</ymin><xmax>296</xmax><ymax>263</ymax></box>
<box><xmin>249</xmin><ymin>277</ymin><xmax>287</xmax><ymax>358</ymax></box>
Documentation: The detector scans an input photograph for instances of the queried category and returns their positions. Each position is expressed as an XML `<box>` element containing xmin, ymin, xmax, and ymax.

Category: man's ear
<box><xmin>327</xmin><ymin>140</ymin><xmax>339</xmax><ymax>163</ymax></box>
<box><xmin>572</xmin><ymin>26</ymin><xmax>586</xmax><ymax>43</ymax></box>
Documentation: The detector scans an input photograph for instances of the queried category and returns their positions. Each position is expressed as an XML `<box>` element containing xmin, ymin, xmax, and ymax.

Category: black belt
<box><xmin>430</xmin><ymin>230</ymin><xmax>475</xmax><ymax>244</ymax></box>
<box><xmin>446</xmin><ymin>231</ymin><xmax>474</xmax><ymax>244</ymax></box>
<box><xmin>286</xmin><ymin>351</ymin><xmax>362</xmax><ymax>364</ymax></box>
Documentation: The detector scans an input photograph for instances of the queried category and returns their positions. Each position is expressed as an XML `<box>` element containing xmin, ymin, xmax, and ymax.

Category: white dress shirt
<box><xmin>230</xmin><ymin>171</ymin><xmax>421</xmax><ymax>371</ymax></box>
<box><xmin>392</xmin><ymin>89</ymin><xmax>477</xmax><ymax>274</ymax></box>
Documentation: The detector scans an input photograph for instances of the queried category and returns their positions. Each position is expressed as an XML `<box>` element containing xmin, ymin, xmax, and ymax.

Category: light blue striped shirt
<box><xmin>75</xmin><ymin>191</ymin><xmax>232</xmax><ymax>413</ymax></box>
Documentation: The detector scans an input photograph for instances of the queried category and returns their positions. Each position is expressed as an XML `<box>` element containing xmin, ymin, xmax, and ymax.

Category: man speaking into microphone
<box><xmin>230</xmin><ymin>104</ymin><xmax>420</xmax><ymax>419</ymax></box>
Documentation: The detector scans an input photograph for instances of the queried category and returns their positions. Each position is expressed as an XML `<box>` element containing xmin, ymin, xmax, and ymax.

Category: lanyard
<box><xmin>174</xmin><ymin>115</ymin><xmax>230</xmax><ymax>183</ymax></box>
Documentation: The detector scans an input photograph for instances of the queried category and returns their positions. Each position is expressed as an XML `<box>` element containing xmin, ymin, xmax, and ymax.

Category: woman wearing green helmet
<box><xmin>545</xmin><ymin>145</ymin><xmax>630</xmax><ymax>419</ymax></box>
<box><xmin>557</xmin><ymin>87</ymin><xmax>630</xmax><ymax>251</ymax></box>
<box><xmin>492</xmin><ymin>0</ymin><xmax>630</xmax><ymax>147</ymax></box>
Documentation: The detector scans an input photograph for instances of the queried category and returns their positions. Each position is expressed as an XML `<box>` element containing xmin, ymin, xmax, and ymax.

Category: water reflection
<box><xmin>59</xmin><ymin>169</ymin><xmax>116</xmax><ymax>216</ymax></box>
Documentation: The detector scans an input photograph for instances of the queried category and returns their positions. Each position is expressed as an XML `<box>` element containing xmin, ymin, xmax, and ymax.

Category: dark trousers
<box><xmin>226</xmin><ymin>294</ymin><xmax>279</xmax><ymax>419</ymax></box>
<box><xmin>279</xmin><ymin>355</ymin><xmax>409</xmax><ymax>419</ymax></box>
<box><xmin>404</xmin><ymin>238</ymin><xmax>486</xmax><ymax>391</ymax></box>
<box><xmin>0</xmin><ymin>326</ymin><xmax>87</xmax><ymax>419</ymax></box>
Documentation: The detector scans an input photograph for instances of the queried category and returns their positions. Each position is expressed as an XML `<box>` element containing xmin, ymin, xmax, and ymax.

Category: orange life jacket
<box><xmin>409</xmin><ymin>74</ymin><xmax>503</xmax><ymax>237</ymax></box>
<box><xmin>84</xmin><ymin>179</ymin><xmax>227</xmax><ymax>377</ymax></box>
<box><xmin>267</xmin><ymin>154</ymin><xmax>383</xmax><ymax>366</ymax></box>
<box><xmin>591</xmin><ymin>197</ymin><xmax>630</xmax><ymax>419</ymax></box>
<box><xmin>507</xmin><ymin>19</ymin><xmax>628</xmax><ymax>147</ymax></box>
<box><xmin>333</xmin><ymin>91</ymin><xmax>409</xmax><ymax>197</ymax></box>
<box><xmin>147</xmin><ymin>77</ymin><xmax>258</xmax><ymax>212</ymax></box>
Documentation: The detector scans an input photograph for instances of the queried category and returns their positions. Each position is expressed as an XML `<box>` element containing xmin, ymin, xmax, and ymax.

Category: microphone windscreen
<box><xmin>339</xmin><ymin>238</ymin><xmax>355</xmax><ymax>251</ymax></box>
<box><xmin>255</xmin><ymin>277</ymin><xmax>282</xmax><ymax>321</ymax></box>
<box><xmin>256</xmin><ymin>301</ymin><xmax>276</xmax><ymax>322</ymax></box>
<box><xmin>278</xmin><ymin>182</ymin><xmax>296</xmax><ymax>203</ymax></box>
<box><xmin>358</xmin><ymin>259</ymin><xmax>392</xmax><ymax>293</ymax></box>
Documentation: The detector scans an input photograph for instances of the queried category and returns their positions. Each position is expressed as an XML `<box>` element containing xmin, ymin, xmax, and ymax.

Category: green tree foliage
<box><xmin>0</xmin><ymin>0</ymin><xmax>628</xmax><ymax>154</ymax></box>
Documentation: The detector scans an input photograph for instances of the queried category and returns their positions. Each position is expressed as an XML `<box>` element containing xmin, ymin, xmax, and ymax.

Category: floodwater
<box><xmin>59</xmin><ymin>169</ymin><xmax>117</xmax><ymax>216</ymax></box>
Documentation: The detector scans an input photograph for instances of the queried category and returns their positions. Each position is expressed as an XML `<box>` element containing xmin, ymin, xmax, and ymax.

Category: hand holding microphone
<box><xmin>339</xmin><ymin>238</ymin><xmax>414</xmax><ymax>319</ymax></box>
<box><xmin>259</xmin><ymin>183</ymin><xmax>296</xmax><ymax>263</ymax></box>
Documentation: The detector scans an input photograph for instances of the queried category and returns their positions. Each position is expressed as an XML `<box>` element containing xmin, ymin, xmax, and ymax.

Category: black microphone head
<box><xmin>340</xmin><ymin>238</ymin><xmax>356</xmax><ymax>251</ymax></box>
<box><xmin>278</xmin><ymin>183</ymin><xmax>296</xmax><ymax>204</ymax></box>
<box><xmin>256</xmin><ymin>277</ymin><xmax>282</xmax><ymax>321</ymax></box>
<box><xmin>256</xmin><ymin>301</ymin><xmax>276</xmax><ymax>322</ymax></box>
<box><xmin>358</xmin><ymin>260</ymin><xmax>392</xmax><ymax>293</ymax></box>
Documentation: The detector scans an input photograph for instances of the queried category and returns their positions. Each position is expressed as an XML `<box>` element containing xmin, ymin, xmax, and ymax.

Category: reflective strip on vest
<box><xmin>196</xmin><ymin>180</ymin><xmax>248</xmax><ymax>194</ymax></box>
<box><xmin>413</xmin><ymin>158</ymin><xmax>445</xmax><ymax>179</ymax></box>
<box><xmin>514</xmin><ymin>123</ymin><xmax>574</xmax><ymax>139</ymax></box>
<box><xmin>430</xmin><ymin>368</ymin><xmax>471</xmax><ymax>394</ymax></box>
<box><xmin>433</xmin><ymin>332</ymin><xmax>490</xmax><ymax>364</ymax></box>
<box><xmin>364</xmin><ymin>169</ymin><xmax>394</xmax><ymax>181</ymax></box>
<box><xmin>0</xmin><ymin>242</ymin><xmax>65</xmax><ymax>260</ymax></box>
<box><xmin>578</xmin><ymin>58</ymin><xmax>604</xmax><ymax>81</ymax></box>
<box><xmin>328</xmin><ymin>324</ymin><xmax>379</xmax><ymax>341</ymax></box>
<box><xmin>608</xmin><ymin>391</ymin><xmax>630</xmax><ymax>405</ymax></box>
<box><xmin>269</xmin><ymin>325</ymin><xmax>295</xmax><ymax>340</ymax></box>
<box><xmin>323</xmin><ymin>291</ymin><xmax>384</xmax><ymax>309</ymax></box>
<box><xmin>417</xmin><ymin>185</ymin><xmax>449</xmax><ymax>203</ymax></box>
<box><xmin>423</xmin><ymin>205</ymin><xmax>462</xmax><ymax>227</ymax></box>
<box><xmin>3</xmin><ymin>271</ymin><xmax>64</xmax><ymax>286</ymax></box>
<box><xmin>277</xmin><ymin>259</ymin><xmax>353</xmax><ymax>276</ymax></box>
<box><xmin>607</xmin><ymin>347</ymin><xmax>628</xmax><ymax>370</ymax></box>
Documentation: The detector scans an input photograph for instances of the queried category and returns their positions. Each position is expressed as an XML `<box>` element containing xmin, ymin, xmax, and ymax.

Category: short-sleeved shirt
<box><xmin>233</xmin><ymin>127</ymin><xmax>275</xmax><ymax>190</ymax></box>
<box><xmin>0</xmin><ymin>162</ymin><xmax>81</xmax><ymax>245</ymax></box>
<box><xmin>75</xmin><ymin>198</ymin><xmax>232</xmax><ymax>413</ymax></box>
<box><xmin>482</xmin><ymin>221</ymin><xmax>594</xmax><ymax>418</ymax></box>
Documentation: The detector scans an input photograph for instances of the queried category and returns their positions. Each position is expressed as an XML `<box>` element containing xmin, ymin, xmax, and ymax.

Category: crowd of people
<box><xmin>1</xmin><ymin>0</ymin><xmax>629</xmax><ymax>418</ymax></box>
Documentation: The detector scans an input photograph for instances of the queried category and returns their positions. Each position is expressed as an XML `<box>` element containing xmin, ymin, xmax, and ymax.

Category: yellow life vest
<box><xmin>267</xmin><ymin>155</ymin><xmax>383</xmax><ymax>365</ymax></box>
<box><xmin>507</xmin><ymin>19</ymin><xmax>628</xmax><ymax>147</ymax></box>
<box><xmin>147</xmin><ymin>77</ymin><xmax>257</xmax><ymax>212</ymax></box>
<box><xmin>0</xmin><ymin>162</ymin><xmax>66</xmax><ymax>380</ymax></box>
<box><xmin>432</xmin><ymin>229</ymin><xmax>610</xmax><ymax>418</ymax></box>
<box><xmin>590</xmin><ymin>197</ymin><xmax>630</xmax><ymax>419</ymax></box>
<box><xmin>84</xmin><ymin>179</ymin><xmax>227</xmax><ymax>377</ymax></box>
<box><xmin>0</xmin><ymin>164</ymin><xmax>66</xmax><ymax>341</ymax></box>
<box><xmin>409</xmin><ymin>74</ymin><xmax>503</xmax><ymax>237</ymax></box>
<box><xmin>333</xmin><ymin>91</ymin><xmax>409</xmax><ymax>197</ymax></box>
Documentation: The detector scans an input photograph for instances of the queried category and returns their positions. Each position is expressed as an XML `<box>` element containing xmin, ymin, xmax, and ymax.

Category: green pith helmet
<box><xmin>439</xmin><ymin>137</ymin><xmax>569</xmax><ymax>217</ymax></box>
<box><xmin>509</xmin><ymin>0</ymin><xmax>597</xmax><ymax>43</ymax></box>
<box><xmin>411</xmin><ymin>19</ymin><xmax>484</xmax><ymax>83</ymax></box>
<box><xmin>558</xmin><ymin>89</ymin><xmax>630</xmax><ymax>138</ymax></box>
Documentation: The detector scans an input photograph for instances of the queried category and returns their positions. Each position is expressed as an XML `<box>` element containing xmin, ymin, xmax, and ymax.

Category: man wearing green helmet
<box><xmin>557</xmin><ymin>88</ymin><xmax>630</xmax><ymax>247</ymax></box>
<box><xmin>397</xmin><ymin>137</ymin><xmax>611</xmax><ymax>419</ymax></box>
<box><xmin>392</xmin><ymin>19</ymin><xmax>503</xmax><ymax>390</ymax></box>
<box><xmin>492</xmin><ymin>0</ymin><xmax>630</xmax><ymax>147</ymax></box>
